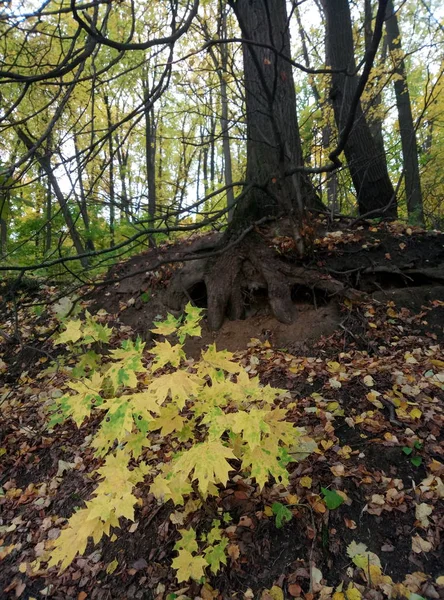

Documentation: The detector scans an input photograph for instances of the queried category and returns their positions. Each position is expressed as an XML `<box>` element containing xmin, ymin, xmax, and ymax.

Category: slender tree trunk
<box><xmin>321</xmin><ymin>0</ymin><xmax>397</xmax><ymax>218</ymax></box>
<box><xmin>104</xmin><ymin>95</ymin><xmax>115</xmax><ymax>247</ymax></box>
<box><xmin>202</xmin><ymin>126</ymin><xmax>209</xmax><ymax>199</ymax></box>
<box><xmin>0</xmin><ymin>167</ymin><xmax>10</xmax><ymax>258</ymax></box>
<box><xmin>116</xmin><ymin>135</ymin><xmax>130</xmax><ymax>218</ymax></box>
<box><xmin>16</xmin><ymin>128</ymin><xmax>88</xmax><ymax>266</ymax></box>
<box><xmin>202</xmin><ymin>5</ymin><xmax>236</xmax><ymax>220</ymax></box>
<box><xmin>74</xmin><ymin>133</ymin><xmax>95</xmax><ymax>251</ymax></box>
<box><xmin>363</xmin><ymin>1</ymin><xmax>388</xmax><ymax>160</ymax></box>
<box><xmin>144</xmin><ymin>94</ymin><xmax>157</xmax><ymax>223</ymax></box>
<box><xmin>0</xmin><ymin>216</ymin><xmax>6</xmax><ymax>258</ymax></box>
<box><xmin>219</xmin><ymin>7</ymin><xmax>235</xmax><ymax>221</ymax></box>
<box><xmin>45</xmin><ymin>178</ymin><xmax>52</xmax><ymax>254</ymax></box>
<box><xmin>296</xmin><ymin>2</ymin><xmax>338</xmax><ymax>211</ymax></box>
<box><xmin>385</xmin><ymin>0</ymin><xmax>424</xmax><ymax>225</ymax></box>
<box><xmin>228</xmin><ymin>0</ymin><xmax>319</xmax><ymax>229</ymax></box>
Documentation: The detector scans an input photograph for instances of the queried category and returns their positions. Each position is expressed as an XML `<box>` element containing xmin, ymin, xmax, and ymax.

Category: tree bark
<box><xmin>385</xmin><ymin>0</ymin><xmax>424</xmax><ymax>225</ymax></box>
<box><xmin>227</xmin><ymin>0</ymin><xmax>320</xmax><ymax>228</ymax></box>
<box><xmin>143</xmin><ymin>87</ymin><xmax>157</xmax><ymax>225</ymax></box>
<box><xmin>321</xmin><ymin>0</ymin><xmax>397</xmax><ymax>218</ymax></box>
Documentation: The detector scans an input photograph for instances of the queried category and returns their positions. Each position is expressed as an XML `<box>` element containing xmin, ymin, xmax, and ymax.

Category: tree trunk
<box><xmin>219</xmin><ymin>6</ymin><xmax>235</xmax><ymax>221</ymax></box>
<box><xmin>227</xmin><ymin>0</ymin><xmax>319</xmax><ymax>228</ymax></box>
<box><xmin>144</xmin><ymin>90</ymin><xmax>157</xmax><ymax>224</ymax></box>
<box><xmin>363</xmin><ymin>1</ymin><xmax>388</xmax><ymax>161</ymax></box>
<box><xmin>16</xmin><ymin>128</ymin><xmax>88</xmax><ymax>267</ymax></box>
<box><xmin>116</xmin><ymin>134</ymin><xmax>130</xmax><ymax>218</ymax></box>
<box><xmin>321</xmin><ymin>0</ymin><xmax>397</xmax><ymax>218</ymax></box>
<box><xmin>166</xmin><ymin>0</ymin><xmax>353</xmax><ymax>331</ymax></box>
<box><xmin>44</xmin><ymin>177</ymin><xmax>52</xmax><ymax>255</ymax></box>
<box><xmin>385</xmin><ymin>0</ymin><xmax>424</xmax><ymax>225</ymax></box>
<box><xmin>74</xmin><ymin>133</ymin><xmax>95</xmax><ymax>251</ymax></box>
<box><xmin>104</xmin><ymin>95</ymin><xmax>115</xmax><ymax>248</ymax></box>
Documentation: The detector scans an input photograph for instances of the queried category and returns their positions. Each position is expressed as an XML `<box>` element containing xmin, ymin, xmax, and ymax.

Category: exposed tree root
<box><xmin>166</xmin><ymin>232</ymin><xmax>352</xmax><ymax>330</ymax></box>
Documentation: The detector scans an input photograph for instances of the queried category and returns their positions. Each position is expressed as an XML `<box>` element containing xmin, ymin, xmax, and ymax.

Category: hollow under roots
<box><xmin>166</xmin><ymin>233</ymin><xmax>348</xmax><ymax>330</ymax></box>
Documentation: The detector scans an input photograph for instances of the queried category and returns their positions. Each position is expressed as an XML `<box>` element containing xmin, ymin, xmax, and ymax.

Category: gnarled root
<box><xmin>165</xmin><ymin>232</ymin><xmax>349</xmax><ymax>330</ymax></box>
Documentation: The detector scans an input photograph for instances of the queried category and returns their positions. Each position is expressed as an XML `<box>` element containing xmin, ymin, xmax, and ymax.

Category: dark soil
<box><xmin>1</xmin><ymin>219</ymin><xmax>444</xmax><ymax>599</ymax></box>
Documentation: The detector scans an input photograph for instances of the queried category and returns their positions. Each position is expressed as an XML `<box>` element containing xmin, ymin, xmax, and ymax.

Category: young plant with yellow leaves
<box><xmin>46</xmin><ymin>304</ymin><xmax>313</xmax><ymax>582</ymax></box>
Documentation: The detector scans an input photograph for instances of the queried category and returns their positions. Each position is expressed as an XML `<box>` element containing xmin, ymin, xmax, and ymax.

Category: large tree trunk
<box><xmin>167</xmin><ymin>0</ymin><xmax>335</xmax><ymax>331</ymax></box>
<box><xmin>228</xmin><ymin>0</ymin><xmax>319</xmax><ymax>227</ymax></box>
<box><xmin>385</xmin><ymin>0</ymin><xmax>424</xmax><ymax>225</ymax></box>
<box><xmin>321</xmin><ymin>0</ymin><xmax>397</xmax><ymax>218</ymax></box>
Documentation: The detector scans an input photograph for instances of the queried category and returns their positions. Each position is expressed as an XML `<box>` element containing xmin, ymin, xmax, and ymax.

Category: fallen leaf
<box><xmin>288</xmin><ymin>583</ymin><xmax>302</xmax><ymax>597</ymax></box>
<box><xmin>415</xmin><ymin>503</ymin><xmax>432</xmax><ymax>527</ymax></box>
<box><xmin>227</xmin><ymin>543</ymin><xmax>240</xmax><ymax>560</ymax></box>
<box><xmin>300</xmin><ymin>476</ymin><xmax>312</xmax><ymax>488</ymax></box>
<box><xmin>412</xmin><ymin>535</ymin><xmax>432</xmax><ymax>553</ymax></box>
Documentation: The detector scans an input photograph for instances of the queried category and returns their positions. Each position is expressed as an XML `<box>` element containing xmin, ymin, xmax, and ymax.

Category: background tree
<box><xmin>321</xmin><ymin>0</ymin><xmax>397</xmax><ymax>218</ymax></box>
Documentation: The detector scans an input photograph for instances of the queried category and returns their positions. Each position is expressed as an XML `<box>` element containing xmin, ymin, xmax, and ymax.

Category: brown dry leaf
<box><xmin>344</xmin><ymin>518</ymin><xmax>357</xmax><ymax>529</ymax></box>
<box><xmin>227</xmin><ymin>543</ymin><xmax>240</xmax><ymax>560</ymax></box>
<box><xmin>415</xmin><ymin>503</ymin><xmax>433</xmax><ymax>527</ymax></box>
<box><xmin>78</xmin><ymin>593</ymin><xmax>88</xmax><ymax>600</ymax></box>
<box><xmin>330</xmin><ymin>464</ymin><xmax>345</xmax><ymax>477</ymax></box>
<box><xmin>288</xmin><ymin>583</ymin><xmax>302</xmax><ymax>597</ymax></box>
<box><xmin>238</xmin><ymin>515</ymin><xmax>254</xmax><ymax>528</ymax></box>
<box><xmin>412</xmin><ymin>534</ymin><xmax>433</xmax><ymax>553</ymax></box>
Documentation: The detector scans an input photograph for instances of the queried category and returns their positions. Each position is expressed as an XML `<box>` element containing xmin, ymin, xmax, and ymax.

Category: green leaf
<box><xmin>271</xmin><ymin>502</ymin><xmax>293</xmax><ymax>528</ymax></box>
<box><xmin>174</xmin><ymin>528</ymin><xmax>198</xmax><ymax>553</ymax></box>
<box><xmin>140</xmin><ymin>292</ymin><xmax>150</xmax><ymax>303</ymax></box>
<box><xmin>321</xmin><ymin>487</ymin><xmax>344</xmax><ymax>510</ymax></box>
<box><xmin>204</xmin><ymin>538</ymin><xmax>228</xmax><ymax>574</ymax></box>
<box><xmin>402</xmin><ymin>446</ymin><xmax>413</xmax><ymax>455</ymax></box>
<box><xmin>414</xmin><ymin>440</ymin><xmax>423</xmax><ymax>450</ymax></box>
<box><xmin>411</xmin><ymin>456</ymin><xmax>422</xmax><ymax>467</ymax></box>
<box><xmin>177</xmin><ymin>303</ymin><xmax>203</xmax><ymax>342</ymax></box>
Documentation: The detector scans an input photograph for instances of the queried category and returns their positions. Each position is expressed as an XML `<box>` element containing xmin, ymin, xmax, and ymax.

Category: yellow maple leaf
<box><xmin>56</xmin><ymin>372</ymin><xmax>104</xmax><ymax>426</ymax></box>
<box><xmin>242</xmin><ymin>444</ymin><xmax>289</xmax><ymax>489</ymax></box>
<box><xmin>149</xmin><ymin>404</ymin><xmax>185</xmax><ymax>436</ymax></box>
<box><xmin>201</xmin><ymin>344</ymin><xmax>241</xmax><ymax>374</ymax></box>
<box><xmin>148</xmin><ymin>370</ymin><xmax>201</xmax><ymax>409</ymax></box>
<box><xmin>172</xmin><ymin>440</ymin><xmax>236</xmax><ymax>496</ymax></box>
<box><xmin>152</xmin><ymin>340</ymin><xmax>185</xmax><ymax>370</ymax></box>
<box><xmin>230</xmin><ymin>409</ymin><xmax>269</xmax><ymax>449</ymax></box>
<box><xmin>54</xmin><ymin>320</ymin><xmax>83</xmax><ymax>345</ymax></box>
<box><xmin>172</xmin><ymin>549</ymin><xmax>207</xmax><ymax>582</ymax></box>
<box><xmin>92</xmin><ymin>398</ymin><xmax>134</xmax><ymax>455</ymax></box>
<box><xmin>48</xmin><ymin>511</ymin><xmax>105</xmax><ymax>571</ymax></box>
<box><xmin>345</xmin><ymin>584</ymin><xmax>362</xmax><ymax>600</ymax></box>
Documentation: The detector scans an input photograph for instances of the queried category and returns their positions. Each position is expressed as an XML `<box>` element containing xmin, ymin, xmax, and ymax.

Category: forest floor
<box><xmin>0</xmin><ymin>218</ymin><xmax>444</xmax><ymax>600</ymax></box>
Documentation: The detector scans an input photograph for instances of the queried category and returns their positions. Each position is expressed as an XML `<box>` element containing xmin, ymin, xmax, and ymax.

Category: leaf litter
<box><xmin>0</xmin><ymin>223</ymin><xmax>444</xmax><ymax>600</ymax></box>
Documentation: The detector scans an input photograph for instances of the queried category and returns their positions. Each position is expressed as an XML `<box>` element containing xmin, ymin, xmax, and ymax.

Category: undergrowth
<box><xmin>42</xmin><ymin>305</ymin><xmax>314</xmax><ymax>582</ymax></box>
